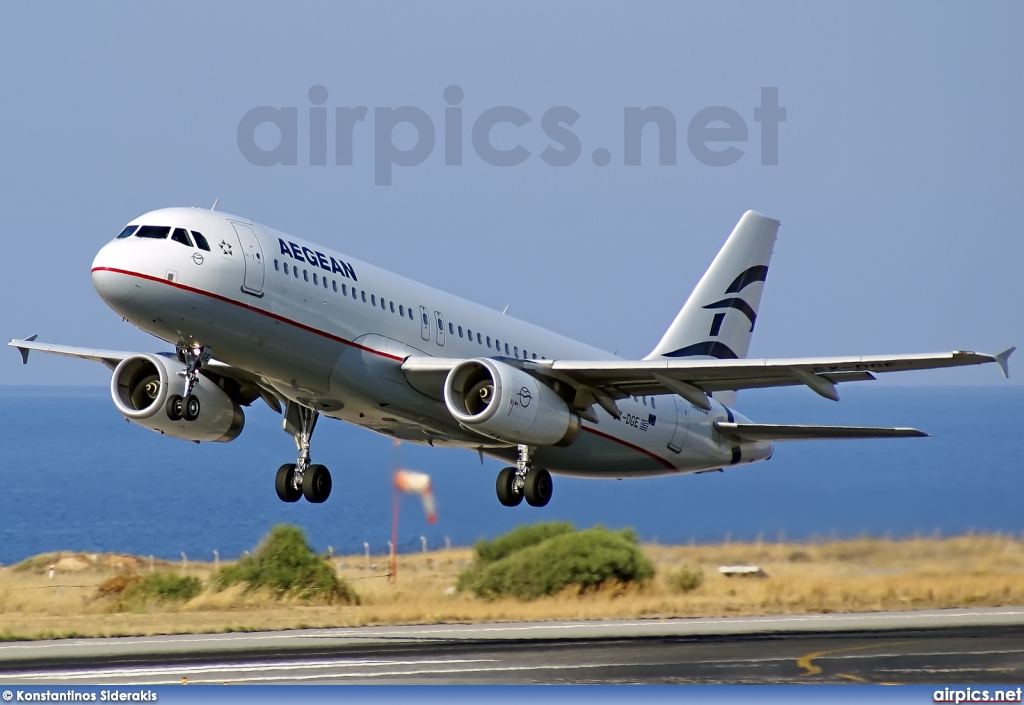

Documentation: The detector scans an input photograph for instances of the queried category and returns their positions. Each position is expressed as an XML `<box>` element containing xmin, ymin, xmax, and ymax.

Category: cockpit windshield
<box><xmin>116</xmin><ymin>224</ymin><xmax>212</xmax><ymax>251</ymax></box>
<box><xmin>135</xmin><ymin>225</ymin><xmax>171</xmax><ymax>239</ymax></box>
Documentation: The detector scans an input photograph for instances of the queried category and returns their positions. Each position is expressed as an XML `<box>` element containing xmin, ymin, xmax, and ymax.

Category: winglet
<box><xmin>12</xmin><ymin>334</ymin><xmax>38</xmax><ymax>364</ymax></box>
<box><xmin>995</xmin><ymin>347</ymin><xmax>1015</xmax><ymax>378</ymax></box>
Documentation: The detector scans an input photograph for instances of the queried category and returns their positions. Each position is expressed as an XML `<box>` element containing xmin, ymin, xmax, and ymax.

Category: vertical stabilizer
<box><xmin>645</xmin><ymin>211</ymin><xmax>780</xmax><ymax>404</ymax></box>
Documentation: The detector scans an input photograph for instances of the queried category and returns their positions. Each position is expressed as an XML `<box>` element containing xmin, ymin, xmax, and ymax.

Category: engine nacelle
<box><xmin>110</xmin><ymin>353</ymin><xmax>245</xmax><ymax>442</ymax></box>
<box><xmin>443</xmin><ymin>358</ymin><xmax>580</xmax><ymax>447</ymax></box>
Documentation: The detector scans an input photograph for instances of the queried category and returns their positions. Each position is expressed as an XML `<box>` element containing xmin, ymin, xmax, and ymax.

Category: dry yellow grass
<box><xmin>3</xmin><ymin>533</ymin><xmax>1024</xmax><ymax>640</ymax></box>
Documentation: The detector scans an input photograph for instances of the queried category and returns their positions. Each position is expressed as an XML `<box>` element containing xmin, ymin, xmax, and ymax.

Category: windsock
<box><xmin>394</xmin><ymin>469</ymin><xmax>437</xmax><ymax>524</ymax></box>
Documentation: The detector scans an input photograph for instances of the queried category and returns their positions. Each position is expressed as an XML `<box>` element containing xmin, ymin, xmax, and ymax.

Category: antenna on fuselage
<box><xmin>501</xmin><ymin>305</ymin><xmax>510</xmax><ymax>315</ymax></box>
<box><xmin>210</xmin><ymin>198</ymin><xmax>219</xmax><ymax>211</ymax></box>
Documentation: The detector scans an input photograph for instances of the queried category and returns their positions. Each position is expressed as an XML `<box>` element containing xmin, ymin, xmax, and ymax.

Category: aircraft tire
<box><xmin>496</xmin><ymin>466</ymin><xmax>523</xmax><ymax>507</ymax></box>
<box><xmin>524</xmin><ymin>468</ymin><xmax>553</xmax><ymax>507</ymax></box>
<box><xmin>166</xmin><ymin>394</ymin><xmax>183</xmax><ymax>421</ymax></box>
<box><xmin>275</xmin><ymin>463</ymin><xmax>302</xmax><ymax>502</ymax></box>
<box><xmin>183</xmin><ymin>394</ymin><xmax>201</xmax><ymax>421</ymax></box>
<box><xmin>302</xmin><ymin>464</ymin><xmax>332</xmax><ymax>503</ymax></box>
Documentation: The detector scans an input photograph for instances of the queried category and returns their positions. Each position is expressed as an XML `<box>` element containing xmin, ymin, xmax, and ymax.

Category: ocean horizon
<box><xmin>1</xmin><ymin>384</ymin><xmax>1020</xmax><ymax>565</ymax></box>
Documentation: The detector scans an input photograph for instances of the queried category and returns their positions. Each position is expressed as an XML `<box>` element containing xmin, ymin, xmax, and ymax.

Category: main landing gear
<box><xmin>165</xmin><ymin>344</ymin><xmax>211</xmax><ymax>422</ymax></box>
<box><xmin>496</xmin><ymin>445</ymin><xmax>553</xmax><ymax>508</ymax></box>
<box><xmin>275</xmin><ymin>402</ymin><xmax>332</xmax><ymax>504</ymax></box>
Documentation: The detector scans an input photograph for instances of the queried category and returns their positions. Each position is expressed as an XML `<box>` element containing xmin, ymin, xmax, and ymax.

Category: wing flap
<box><xmin>715</xmin><ymin>421</ymin><xmax>929</xmax><ymax>442</ymax></box>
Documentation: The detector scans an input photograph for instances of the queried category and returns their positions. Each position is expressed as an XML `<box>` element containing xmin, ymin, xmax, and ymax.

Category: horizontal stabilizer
<box><xmin>715</xmin><ymin>421</ymin><xmax>928</xmax><ymax>442</ymax></box>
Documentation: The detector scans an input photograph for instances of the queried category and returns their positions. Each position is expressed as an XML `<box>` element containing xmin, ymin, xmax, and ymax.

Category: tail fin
<box><xmin>645</xmin><ymin>210</ymin><xmax>780</xmax><ymax>373</ymax></box>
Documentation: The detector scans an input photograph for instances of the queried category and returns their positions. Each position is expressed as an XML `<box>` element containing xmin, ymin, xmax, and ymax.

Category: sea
<box><xmin>0</xmin><ymin>385</ymin><xmax>1020</xmax><ymax>565</ymax></box>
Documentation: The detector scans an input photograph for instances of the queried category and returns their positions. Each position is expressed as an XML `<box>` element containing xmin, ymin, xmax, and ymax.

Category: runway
<box><xmin>2</xmin><ymin>608</ymin><xmax>1023</xmax><ymax>684</ymax></box>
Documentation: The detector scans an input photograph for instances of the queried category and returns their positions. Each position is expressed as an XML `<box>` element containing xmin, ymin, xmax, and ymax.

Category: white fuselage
<box><xmin>90</xmin><ymin>208</ymin><xmax>771</xmax><ymax>478</ymax></box>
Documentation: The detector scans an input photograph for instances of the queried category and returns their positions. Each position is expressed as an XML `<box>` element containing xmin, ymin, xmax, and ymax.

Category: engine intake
<box><xmin>443</xmin><ymin>358</ymin><xmax>580</xmax><ymax>447</ymax></box>
<box><xmin>111</xmin><ymin>353</ymin><xmax>244</xmax><ymax>442</ymax></box>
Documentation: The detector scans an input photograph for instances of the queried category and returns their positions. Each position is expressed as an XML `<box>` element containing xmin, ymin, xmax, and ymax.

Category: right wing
<box><xmin>9</xmin><ymin>336</ymin><xmax>281</xmax><ymax>412</ymax></box>
<box><xmin>9</xmin><ymin>335</ymin><xmax>132</xmax><ymax>370</ymax></box>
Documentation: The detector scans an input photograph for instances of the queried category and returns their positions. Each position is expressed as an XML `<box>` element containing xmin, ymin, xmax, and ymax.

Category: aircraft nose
<box><xmin>91</xmin><ymin>242</ymin><xmax>140</xmax><ymax>305</ymax></box>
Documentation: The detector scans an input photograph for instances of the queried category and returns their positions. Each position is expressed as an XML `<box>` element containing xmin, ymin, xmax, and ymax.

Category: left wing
<box><xmin>714</xmin><ymin>422</ymin><xmax>928</xmax><ymax>442</ymax></box>
<box><xmin>403</xmin><ymin>348</ymin><xmax>1013</xmax><ymax>419</ymax></box>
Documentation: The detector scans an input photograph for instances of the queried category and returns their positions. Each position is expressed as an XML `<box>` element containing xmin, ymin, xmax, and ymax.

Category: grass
<box><xmin>2</xmin><ymin>532</ymin><xmax>1024</xmax><ymax>640</ymax></box>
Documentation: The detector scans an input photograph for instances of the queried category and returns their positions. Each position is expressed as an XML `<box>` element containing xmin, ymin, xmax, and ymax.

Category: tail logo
<box><xmin>663</xmin><ymin>264</ymin><xmax>768</xmax><ymax>360</ymax></box>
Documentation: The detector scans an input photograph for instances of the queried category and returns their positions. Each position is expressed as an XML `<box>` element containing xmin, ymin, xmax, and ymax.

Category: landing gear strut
<box><xmin>166</xmin><ymin>344</ymin><xmax>211</xmax><ymax>422</ymax></box>
<box><xmin>275</xmin><ymin>401</ymin><xmax>332</xmax><ymax>504</ymax></box>
<box><xmin>496</xmin><ymin>444</ymin><xmax>553</xmax><ymax>508</ymax></box>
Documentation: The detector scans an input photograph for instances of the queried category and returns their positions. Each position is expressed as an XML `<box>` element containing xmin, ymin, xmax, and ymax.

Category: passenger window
<box><xmin>303</xmin><ymin>270</ymin><xmax>309</xmax><ymax>282</ymax></box>
<box><xmin>371</xmin><ymin>294</ymin><xmax>376</xmax><ymax>306</ymax></box>
<box><xmin>514</xmin><ymin>346</ymin><xmax>519</xmax><ymax>357</ymax></box>
<box><xmin>651</xmin><ymin>398</ymin><xmax>656</xmax><ymax>409</ymax></box>
<box><xmin>458</xmin><ymin>326</ymin><xmax>463</xmax><ymax>338</ymax></box>
<box><xmin>274</xmin><ymin>260</ymin><xmax>279</xmax><ymax>271</ymax></box>
<box><xmin>361</xmin><ymin>291</ymin><xmax>367</xmax><ymax>303</ymax></box>
<box><xmin>449</xmin><ymin>322</ymin><xmax>454</xmax><ymax>335</ymax></box>
<box><xmin>134</xmin><ymin>225</ymin><xmax>170</xmax><ymax>239</ymax></box>
<box><xmin>293</xmin><ymin>266</ymin><xmax>298</xmax><ymax>278</ymax></box>
<box><xmin>422</xmin><ymin>312</ymin><xmax>429</xmax><ymax>325</ymax></box>
<box><xmin>642</xmin><ymin>397</ymin><xmax>647</xmax><ymax>406</ymax></box>
<box><xmin>389</xmin><ymin>301</ymin><xmax>395</xmax><ymax>313</ymax></box>
<box><xmin>170</xmin><ymin>228</ymin><xmax>193</xmax><ymax>247</ymax></box>
<box><xmin>532</xmin><ymin>353</ymin><xmax>537</xmax><ymax>359</ymax></box>
<box><xmin>283</xmin><ymin>262</ymin><xmax>289</xmax><ymax>275</ymax></box>
<box><xmin>332</xmin><ymin>280</ymin><xmax>338</xmax><ymax>292</ymax></box>
<box><xmin>313</xmin><ymin>272</ymin><xmax>319</xmax><ymax>285</ymax></box>
<box><xmin>486</xmin><ymin>336</ymin><xmax>491</xmax><ymax>347</ymax></box>
<box><xmin>399</xmin><ymin>305</ymin><xmax>404</xmax><ymax>316</ymax></box>
<box><xmin>505</xmin><ymin>343</ymin><xmax>510</xmax><ymax>355</ymax></box>
<box><xmin>116</xmin><ymin>225</ymin><xmax>137</xmax><ymax>239</ymax></box>
<box><xmin>191</xmin><ymin>231</ymin><xmax>211</xmax><ymax>251</ymax></box>
<box><xmin>408</xmin><ymin>308</ymin><xmax>414</xmax><ymax>320</ymax></box>
<box><xmin>477</xmin><ymin>333</ymin><xmax>482</xmax><ymax>344</ymax></box>
<box><xmin>381</xmin><ymin>298</ymin><xmax>386</xmax><ymax>310</ymax></box>
<box><xmin>495</xmin><ymin>339</ymin><xmax>500</xmax><ymax>352</ymax></box>
<box><xmin>323</xmin><ymin>277</ymin><xmax>328</xmax><ymax>289</ymax></box>
<box><xmin>467</xmin><ymin>328</ymin><xmax>473</xmax><ymax>340</ymax></box>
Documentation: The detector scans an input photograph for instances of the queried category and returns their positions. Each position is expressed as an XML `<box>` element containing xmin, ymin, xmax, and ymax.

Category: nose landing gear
<box><xmin>275</xmin><ymin>402</ymin><xmax>332</xmax><ymax>504</ymax></box>
<box><xmin>496</xmin><ymin>445</ymin><xmax>553</xmax><ymax>508</ymax></box>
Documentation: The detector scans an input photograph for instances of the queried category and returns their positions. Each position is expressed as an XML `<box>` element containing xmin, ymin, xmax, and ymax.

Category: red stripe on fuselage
<box><xmin>93</xmin><ymin>266</ymin><xmax>678</xmax><ymax>470</ymax></box>
<box><xmin>91</xmin><ymin>266</ymin><xmax>404</xmax><ymax>361</ymax></box>
<box><xmin>581</xmin><ymin>426</ymin><xmax>678</xmax><ymax>471</ymax></box>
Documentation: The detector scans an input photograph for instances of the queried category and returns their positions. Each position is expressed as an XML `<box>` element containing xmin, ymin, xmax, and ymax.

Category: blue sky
<box><xmin>2</xmin><ymin>2</ymin><xmax>1021</xmax><ymax>386</ymax></box>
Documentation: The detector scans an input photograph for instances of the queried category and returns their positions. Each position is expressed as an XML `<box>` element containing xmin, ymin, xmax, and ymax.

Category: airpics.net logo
<box><xmin>237</xmin><ymin>85</ymin><xmax>786</xmax><ymax>185</ymax></box>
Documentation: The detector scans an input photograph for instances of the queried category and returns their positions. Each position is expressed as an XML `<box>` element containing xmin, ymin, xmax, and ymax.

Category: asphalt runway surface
<box><xmin>2</xmin><ymin>608</ymin><xmax>1023</xmax><ymax>685</ymax></box>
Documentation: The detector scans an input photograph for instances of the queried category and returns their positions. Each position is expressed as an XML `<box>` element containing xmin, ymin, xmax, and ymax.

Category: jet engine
<box><xmin>443</xmin><ymin>358</ymin><xmax>580</xmax><ymax>446</ymax></box>
<box><xmin>110</xmin><ymin>353</ymin><xmax>244</xmax><ymax>442</ymax></box>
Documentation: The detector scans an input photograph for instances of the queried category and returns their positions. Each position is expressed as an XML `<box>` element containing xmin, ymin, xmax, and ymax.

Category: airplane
<box><xmin>9</xmin><ymin>209</ymin><xmax>1013</xmax><ymax>507</ymax></box>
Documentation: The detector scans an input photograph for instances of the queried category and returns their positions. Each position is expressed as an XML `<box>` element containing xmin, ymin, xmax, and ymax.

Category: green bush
<box><xmin>101</xmin><ymin>571</ymin><xmax>202</xmax><ymax>610</ymax></box>
<box><xmin>123</xmin><ymin>572</ymin><xmax>202</xmax><ymax>603</ymax></box>
<box><xmin>216</xmin><ymin>524</ymin><xmax>358</xmax><ymax>604</ymax></box>
<box><xmin>666</xmin><ymin>565</ymin><xmax>704</xmax><ymax>594</ymax></box>
<box><xmin>472</xmin><ymin>521</ymin><xmax>575</xmax><ymax>565</ymax></box>
<box><xmin>459</xmin><ymin>525</ymin><xmax>654</xmax><ymax>600</ymax></box>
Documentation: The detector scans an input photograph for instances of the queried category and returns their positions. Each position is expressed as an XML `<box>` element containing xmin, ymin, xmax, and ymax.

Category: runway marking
<box><xmin>797</xmin><ymin>642</ymin><xmax>913</xmax><ymax>677</ymax></box>
<box><xmin>3</xmin><ymin>657</ymin><xmax>497</xmax><ymax>681</ymax></box>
